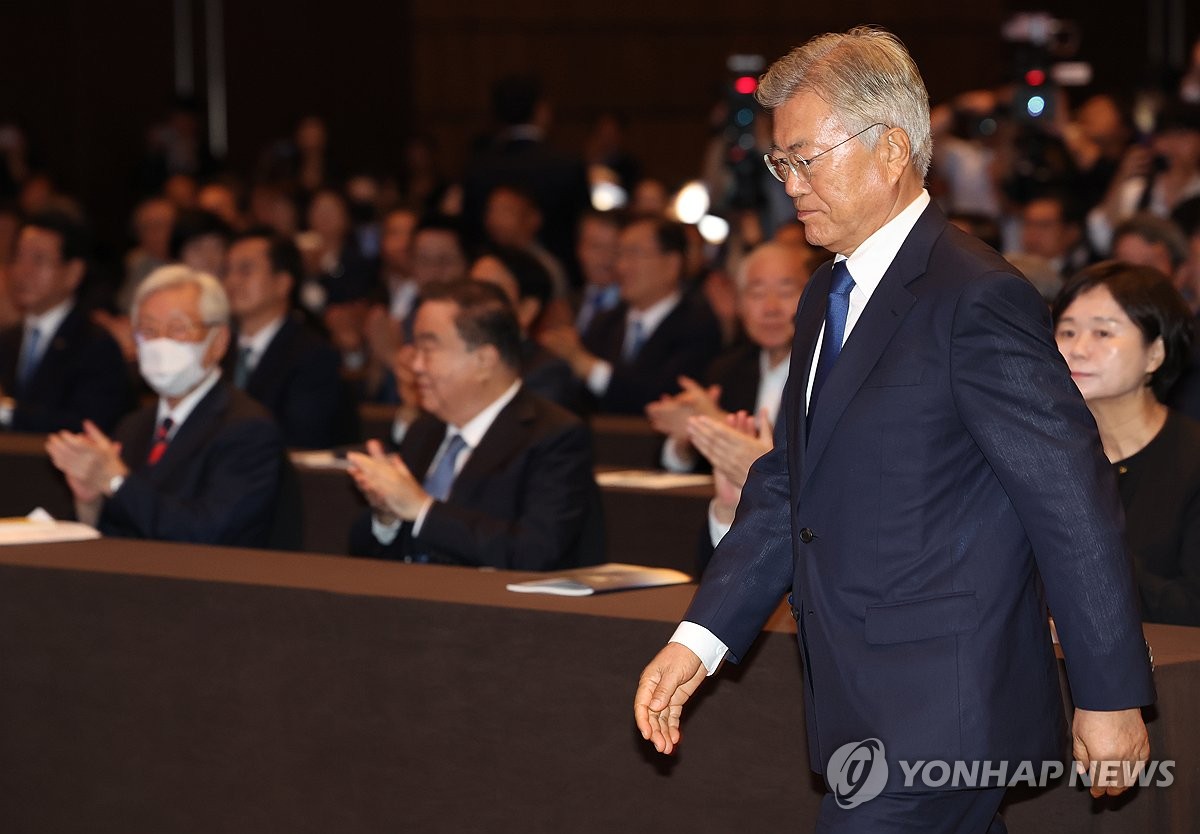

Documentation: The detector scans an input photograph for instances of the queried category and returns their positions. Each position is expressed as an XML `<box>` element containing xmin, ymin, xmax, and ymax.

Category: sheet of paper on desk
<box><xmin>289</xmin><ymin>450</ymin><xmax>352</xmax><ymax>470</ymax></box>
<box><xmin>0</xmin><ymin>508</ymin><xmax>101</xmax><ymax>545</ymax></box>
<box><xmin>594</xmin><ymin>469</ymin><xmax>713</xmax><ymax>489</ymax></box>
<box><xmin>506</xmin><ymin>563</ymin><xmax>693</xmax><ymax>596</ymax></box>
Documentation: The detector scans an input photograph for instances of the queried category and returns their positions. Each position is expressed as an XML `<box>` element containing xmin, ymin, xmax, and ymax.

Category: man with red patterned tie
<box><xmin>46</xmin><ymin>265</ymin><xmax>288</xmax><ymax>547</ymax></box>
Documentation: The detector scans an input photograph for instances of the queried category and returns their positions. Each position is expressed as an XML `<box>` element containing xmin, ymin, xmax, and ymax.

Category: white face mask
<box><xmin>137</xmin><ymin>332</ymin><xmax>216</xmax><ymax>399</ymax></box>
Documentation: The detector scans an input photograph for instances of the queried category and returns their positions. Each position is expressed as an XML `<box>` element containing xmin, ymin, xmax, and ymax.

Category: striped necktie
<box><xmin>146</xmin><ymin>417</ymin><xmax>175</xmax><ymax>466</ymax></box>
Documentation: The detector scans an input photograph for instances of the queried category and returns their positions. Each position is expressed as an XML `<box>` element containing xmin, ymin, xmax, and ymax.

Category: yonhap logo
<box><xmin>828</xmin><ymin>738</ymin><xmax>889</xmax><ymax>808</ymax></box>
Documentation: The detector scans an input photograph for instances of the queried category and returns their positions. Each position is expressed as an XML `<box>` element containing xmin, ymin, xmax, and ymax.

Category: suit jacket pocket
<box><xmin>865</xmin><ymin>591</ymin><xmax>979</xmax><ymax>645</ymax></box>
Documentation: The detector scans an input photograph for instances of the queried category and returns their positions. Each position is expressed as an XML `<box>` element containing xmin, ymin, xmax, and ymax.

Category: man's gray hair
<box><xmin>733</xmin><ymin>241</ymin><xmax>811</xmax><ymax>292</ymax></box>
<box><xmin>131</xmin><ymin>264</ymin><xmax>230</xmax><ymax>326</ymax></box>
<box><xmin>756</xmin><ymin>26</ymin><xmax>932</xmax><ymax>179</ymax></box>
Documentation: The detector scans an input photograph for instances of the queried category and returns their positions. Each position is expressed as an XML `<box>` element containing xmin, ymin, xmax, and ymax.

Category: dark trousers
<box><xmin>816</xmin><ymin>788</ymin><xmax>1007</xmax><ymax>834</ymax></box>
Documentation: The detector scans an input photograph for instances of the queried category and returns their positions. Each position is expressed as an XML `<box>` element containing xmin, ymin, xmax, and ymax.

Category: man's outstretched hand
<box><xmin>634</xmin><ymin>642</ymin><xmax>707</xmax><ymax>755</ymax></box>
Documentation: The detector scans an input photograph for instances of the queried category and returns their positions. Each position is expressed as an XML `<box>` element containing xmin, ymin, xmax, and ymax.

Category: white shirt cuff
<box><xmin>371</xmin><ymin>515</ymin><xmax>402</xmax><ymax>545</ymax></box>
<box><xmin>660</xmin><ymin>436</ymin><xmax>697</xmax><ymax>473</ymax></box>
<box><xmin>707</xmin><ymin>499</ymin><xmax>732</xmax><ymax>548</ymax></box>
<box><xmin>669</xmin><ymin>621</ymin><xmax>729</xmax><ymax>676</ymax></box>
<box><xmin>586</xmin><ymin>360</ymin><xmax>612</xmax><ymax>397</ymax></box>
<box><xmin>411</xmin><ymin>497</ymin><xmax>436</xmax><ymax>536</ymax></box>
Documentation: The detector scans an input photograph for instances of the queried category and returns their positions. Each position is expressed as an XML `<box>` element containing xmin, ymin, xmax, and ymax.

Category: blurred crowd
<box><xmin>2</xmin><ymin>53</ymin><xmax>1200</xmax><ymax>623</ymax></box>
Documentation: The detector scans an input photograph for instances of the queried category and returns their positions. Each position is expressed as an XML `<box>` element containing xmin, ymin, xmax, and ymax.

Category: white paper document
<box><xmin>506</xmin><ymin>563</ymin><xmax>693</xmax><ymax>596</ymax></box>
<box><xmin>594</xmin><ymin>469</ymin><xmax>713</xmax><ymax>490</ymax></box>
<box><xmin>0</xmin><ymin>508</ymin><xmax>101</xmax><ymax>546</ymax></box>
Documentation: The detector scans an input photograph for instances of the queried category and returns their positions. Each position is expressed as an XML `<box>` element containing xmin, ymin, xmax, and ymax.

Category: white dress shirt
<box><xmin>676</xmin><ymin>190</ymin><xmax>933</xmax><ymax>675</ymax></box>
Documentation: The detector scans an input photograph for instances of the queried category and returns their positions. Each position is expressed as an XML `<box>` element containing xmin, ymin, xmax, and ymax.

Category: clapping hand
<box><xmin>346</xmin><ymin>439</ymin><xmax>429</xmax><ymax>523</ymax></box>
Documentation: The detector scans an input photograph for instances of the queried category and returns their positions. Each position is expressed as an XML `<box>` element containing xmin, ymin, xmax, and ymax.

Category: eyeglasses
<box><xmin>133</xmin><ymin>319</ymin><xmax>217</xmax><ymax>343</ymax></box>
<box><xmin>763</xmin><ymin>123</ymin><xmax>888</xmax><ymax>185</ymax></box>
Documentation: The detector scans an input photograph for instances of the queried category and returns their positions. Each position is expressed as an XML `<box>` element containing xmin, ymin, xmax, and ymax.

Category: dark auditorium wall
<box><xmin>0</xmin><ymin>1</ymin><xmax>1194</xmax><ymax>252</ymax></box>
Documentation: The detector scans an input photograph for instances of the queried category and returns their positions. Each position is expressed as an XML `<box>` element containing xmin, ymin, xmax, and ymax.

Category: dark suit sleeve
<box><xmin>682</xmin><ymin>377</ymin><xmax>795</xmax><ymax>662</ymax></box>
<box><xmin>950</xmin><ymin>270</ymin><xmax>1154</xmax><ymax>709</ymax></box>
<box><xmin>11</xmin><ymin>333</ymin><xmax>130</xmax><ymax>434</ymax></box>
<box><xmin>414</xmin><ymin>421</ymin><xmax>595</xmax><ymax>571</ymax></box>
<box><xmin>102</xmin><ymin>417</ymin><xmax>283</xmax><ymax>545</ymax></box>
<box><xmin>278</xmin><ymin>344</ymin><xmax>343</xmax><ymax>449</ymax></box>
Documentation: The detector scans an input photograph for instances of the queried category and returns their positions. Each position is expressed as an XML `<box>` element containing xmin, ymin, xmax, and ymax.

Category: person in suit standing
<box><xmin>222</xmin><ymin>228</ymin><xmax>354</xmax><ymax>449</ymax></box>
<box><xmin>46</xmin><ymin>265</ymin><xmax>286</xmax><ymax>548</ymax></box>
<box><xmin>346</xmin><ymin>280</ymin><xmax>601</xmax><ymax>570</ymax></box>
<box><xmin>0</xmin><ymin>212</ymin><xmax>130</xmax><ymax>433</ymax></box>
<box><xmin>633</xmin><ymin>28</ymin><xmax>1154</xmax><ymax>832</ymax></box>
<box><xmin>540</xmin><ymin>215</ymin><xmax>723</xmax><ymax>414</ymax></box>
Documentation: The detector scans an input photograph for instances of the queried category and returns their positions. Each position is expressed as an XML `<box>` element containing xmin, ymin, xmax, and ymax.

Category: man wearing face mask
<box><xmin>46</xmin><ymin>265</ymin><xmax>287</xmax><ymax>547</ymax></box>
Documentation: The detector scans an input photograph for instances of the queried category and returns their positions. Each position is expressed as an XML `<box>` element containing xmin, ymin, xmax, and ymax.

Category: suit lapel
<box><xmin>147</xmin><ymin>382</ymin><xmax>230</xmax><ymax>484</ymax></box>
<box><xmin>787</xmin><ymin>264</ymin><xmax>830</xmax><ymax>459</ymax></box>
<box><xmin>448</xmin><ymin>391</ymin><xmax>532</xmax><ymax>499</ymax></box>
<box><xmin>799</xmin><ymin>205</ymin><xmax>945</xmax><ymax>488</ymax></box>
<box><xmin>247</xmin><ymin>318</ymin><xmax>293</xmax><ymax>394</ymax></box>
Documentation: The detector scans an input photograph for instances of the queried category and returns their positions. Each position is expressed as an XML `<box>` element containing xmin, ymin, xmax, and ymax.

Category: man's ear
<box><xmin>63</xmin><ymin>258</ymin><xmax>86</xmax><ymax>294</ymax></box>
<box><xmin>881</xmin><ymin>127</ymin><xmax>912</xmax><ymax>184</ymax></box>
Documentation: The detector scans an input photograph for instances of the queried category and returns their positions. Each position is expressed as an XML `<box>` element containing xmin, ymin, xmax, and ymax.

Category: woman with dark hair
<box><xmin>1053</xmin><ymin>260</ymin><xmax>1200</xmax><ymax>624</ymax></box>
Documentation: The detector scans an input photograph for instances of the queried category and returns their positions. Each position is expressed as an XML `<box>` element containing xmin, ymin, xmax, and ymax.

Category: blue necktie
<box><xmin>423</xmin><ymin>432</ymin><xmax>468</xmax><ymax>502</ymax></box>
<box><xmin>233</xmin><ymin>346</ymin><xmax>253</xmax><ymax>389</ymax></box>
<box><xmin>17</xmin><ymin>326</ymin><xmax>41</xmax><ymax>388</ymax></box>
<box><xmin>807</xmin><ymin>261</ymin><xmax>856</xmax><ymax>428</ymax></box>
<box><xmin>624</xmin><ymin>319</ymin><xmax>646</xmax><ymax>362</ymax></box>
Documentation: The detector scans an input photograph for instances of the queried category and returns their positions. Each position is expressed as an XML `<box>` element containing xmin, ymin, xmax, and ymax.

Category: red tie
<box><xmin>146</xmin><ymin>418</ymin><xmax>174</xmax><ymax>466</ymax></box>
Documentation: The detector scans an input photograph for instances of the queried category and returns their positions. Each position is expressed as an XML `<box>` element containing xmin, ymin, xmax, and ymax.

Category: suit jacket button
<box><xmin>799</xmin><ymin>528</ymin><xmax>814</xmax><ymax>543</ymax></box>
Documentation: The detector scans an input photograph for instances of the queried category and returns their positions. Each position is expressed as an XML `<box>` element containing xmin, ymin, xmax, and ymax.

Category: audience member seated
<box><xmin>376</xmin><ymin>206</ymin><xmax>420</xmax><ymax>323</ymax></box>
<box><xmin>355</xmin><ymin>215</ymin><xmax>470</xmax><ymax>400</ymax></box>
<box><xmin>297</xmin><ymin>187</ymin><xmax>376</xmax><ymax>313</ymax></box>
<box><xmin>1053</xmin><ymin>261</ymin><xmax>1200</xmax><ymax>625</ymax></box>
<box><xmin>347</xmin><ymin>280</ymin><xmax>601</xmax><ymax>570</ymax></box>
<box><xmin>46</xmin><ymin>265</ymin><xmax>288</xmax><ymax>547</ymax></box>
<box><xmin>1111</xmin><ymin>213</ymin><xmax>1190</xmax><ymax>298</ymax></box>
<box><xmin>1087</xmin><ymin>103</ymin><xmax>1200</xmax><ymax>255</ymax></box>
<box><xmin>571</xmin><ymin>209</ymin><xmax>622</xmax><ymax>333</ymax></box>
<box><xmin>172</xmin><ymin>208</ymin><xmax>233</xmax><ymax>279</ymax></box>
<box><xmin>539</xmin><ymin>215</ymin><xmax>722</xmax><ymax>414</ymax></box>
<box><xmin>647</xmin><ymin>240</ymin><xmax>808</xmax><ymax>471</ymax></box>
<box><xmin>222</xmin><ymin>228</ymin><xmax>355</xmax><ymax>448</ymax></box>
<box><xmin>118</xmin><ymin>196</ymin><xmax>177</xmax><ymax>311</ymax></box>
<box><xmin>483</xmin><ymin>183</ymin><xmax>569</xmax><ymax>299</ymax></box>
<box><xmin>469</xmin><ymin>246</ymin><xmax>583</xmax><ymax>413</ymax></box>
<box><xmin>1013</xmin><ymin>191</ymin><xmax>1090</xmax><ymax>280</ymax></box>
<box><xmin>0</xmin><ymin>212</ymin><xmax>130</xmax><ymax>433</ymax></box>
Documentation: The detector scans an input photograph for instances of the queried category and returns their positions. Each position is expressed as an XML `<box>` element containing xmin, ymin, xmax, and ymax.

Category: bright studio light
<box><xmin>697</xmin><ymin>214</ymin><xmax>730</xmax><ymax>245</ymax></box>
<box><xmin>673</xmin><ymin>181</ymin><xmax>710</xmax><ymax>225</ymax></box>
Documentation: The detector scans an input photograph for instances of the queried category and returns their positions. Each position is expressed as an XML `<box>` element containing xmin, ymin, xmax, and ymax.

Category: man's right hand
<box><xmin>634</xmin><ymin>642</ymin><xmax>707</xmax><ymax>755</ymax></box>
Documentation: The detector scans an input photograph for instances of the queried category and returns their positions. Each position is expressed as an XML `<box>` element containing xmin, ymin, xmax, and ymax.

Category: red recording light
<box><xmin>1024</xmin><ymin>69</ymin><xmax>1046</xmax><ymax>86</ymax></box>
<box><xmin>734</xmin><ymin>76</ymin><xmax>757</xmax><ymax>95</ymax></box>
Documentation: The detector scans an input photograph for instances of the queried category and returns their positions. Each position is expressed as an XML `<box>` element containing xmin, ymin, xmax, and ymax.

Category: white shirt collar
<box><xmin>756</xmin><ymin>349</ymin><xmax>791</xmax><ymax>425</ymax></box>
<box><xmin>626</xmin><ymin>290</ymin><xmax>682</xmax><ymax>340</ymax></box>
<box><xmin>449</xmin><ymin>379</ymin><xmax>523</xmax><ymax>451</ymax></box>
<box><xmin>24</xmin><ymin>297</ymin><xmax>74</xmax><ymax>342</ymax></box>
<box><xmin>838</xmin><ymin>190</ymin><xmax>931</xmax><ymax>294</ymax></box>
<box><xmin>156</xmin><ymin>368</ymin><xmax>223</xmax><ymax>436</ymax></box>
<box><xmin>239</xmin><ymin>314</ymin><xmax>286</xmax><ymax>364</ymax></box>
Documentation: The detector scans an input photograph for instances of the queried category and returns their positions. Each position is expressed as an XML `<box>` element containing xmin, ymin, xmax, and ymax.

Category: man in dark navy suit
<box><xmin>222</xmin><ymin>228</ymin><xmax>354</xmax><ymax>449</ymax></box>
<box><xmin>0</xmin><ymin>212</ymin><xmax>130</xmax><ymax>433</ymax></box>
<box><xmin>634</xmin><ymin>28</ymin><xmax>1154</xmax><ymax>832</ymax></box>
<box><xmin>541</xmin><ymin>215</ymin><xmax>723</xmax><ymax>414</ymax></box>
<box><xmin>46</xmin><ymin>265</ymin><xmax>286</xmax><ymax>548</ymax></box>
<box><xmin>347</xmin><ymin>280</ymin><xmax>601</xmax><ymax>571</ymax></box>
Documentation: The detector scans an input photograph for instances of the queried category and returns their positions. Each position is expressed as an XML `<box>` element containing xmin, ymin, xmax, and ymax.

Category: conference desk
<box><xmin>0</xmin><ymin>538</ymin><xmax>1195</xmax><ymax>833</ymax></box>
<box><xmin>359</xmin><ymin>405</ymin><xmax>668</xmax><ymax>469</ymax></box>
<box><xmin>0</xmin><ymin>433</ymin><xmax>711</xmax><ymax>574</ymax></box>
